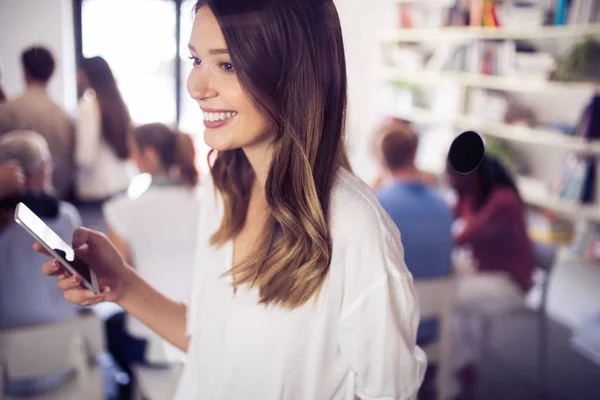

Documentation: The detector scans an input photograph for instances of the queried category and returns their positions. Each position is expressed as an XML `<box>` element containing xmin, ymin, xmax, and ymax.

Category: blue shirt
<box><xmin>376</xmin><ymin>181</ymin><xmax>453</xmax><ymax>343</ymax></box>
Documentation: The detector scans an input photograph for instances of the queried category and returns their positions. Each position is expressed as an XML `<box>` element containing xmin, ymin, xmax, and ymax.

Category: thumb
<box><xmin>72</xmin><ymin>227</ymin><xmax>104</xmax><ymax>251</ymax></box>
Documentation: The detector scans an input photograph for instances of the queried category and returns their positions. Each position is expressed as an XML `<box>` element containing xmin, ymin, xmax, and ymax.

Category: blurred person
<box><xmin>0</xmin><ymin>160</ymin><xmax>25</xmax><ymax>199</ymax></box>
<box><xmin>75</xmin><ymin>56</ymin><xmax>134</xmax><ymax>203</ymax></box>
<box><xmin>102</xmin><ymin>123</ymin><xmax>201</xmax><ymax>398</ymax></box>
<box><xmin>0</xmin><ymin>131</ymin><xmax>81</xmax><ymax>396</ymax></box>
<box><xmin>37</xmin><ymin>2</ymin><xmax>427</xmax><ymax>400</ymax></box>
<box><xmin>447</xmin><ymin>154</ymin><xmax>535</xmax><ymax>392</ymax></box>
<box><xmin>374</xmin><ymin>121</ymin><xmax>453</xmax><ymax>399</ymax></box>
<box><xmin>0</xmin><ymin>46</ymin><xmax>75</xmax><ymax>199</ymax></box>
<box><xmin>371</xmin><ymin>118</ymin><xmax>439</xmax><ymax>189</ymax></box>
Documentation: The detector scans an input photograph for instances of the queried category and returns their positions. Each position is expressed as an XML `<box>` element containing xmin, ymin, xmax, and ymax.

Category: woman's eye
<box><xmin>220</xmin><ymin>62</ymin><xmax>235</xmax><ymax>73</ymax></box>
<box><xmin>188</xmin><ymin>56</ymin><xmax>201</xmax><ymax>67</ymax></box>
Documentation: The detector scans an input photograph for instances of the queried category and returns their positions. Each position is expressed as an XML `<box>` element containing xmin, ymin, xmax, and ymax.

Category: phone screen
<box><xmin>15</xmin><ymin>203</ymin><xmax>93</xmax><ymax>286</ymax></box>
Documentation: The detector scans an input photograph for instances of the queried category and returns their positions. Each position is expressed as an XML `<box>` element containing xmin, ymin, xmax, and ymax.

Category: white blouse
<box><xmin>175</xmin><ymin>170</ymin><xmax>426</xmax><ymax>400</ymax></box>
<box><xmin>75</xmin><ymin>90</ymin><xmax>134</xmax><ymax>201</ymax></box>
<box><xmin>103</xmin><ymin>182</ymin><xmax>202</xmax><ymax>363</ymax></box>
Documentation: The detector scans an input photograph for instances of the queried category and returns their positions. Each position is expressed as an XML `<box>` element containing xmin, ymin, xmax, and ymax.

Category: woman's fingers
<box><xmin>57</xmin><ymin>274</ymin><xmax>82</xmax><ymax>291</ymax></box>
<box><xmin>41</xmin><ymin>259</ymin><xmax>67</xmax><ymax>276</ymax></box>
<box><xmin>33</xmin><ymin>242</ymin><xmax>53</xmax><ymax>258</ymax></box>
<box><xmin>63</xmin><ymin>288</ymin><xmax>105</xmax><ymax>306</ymax></box>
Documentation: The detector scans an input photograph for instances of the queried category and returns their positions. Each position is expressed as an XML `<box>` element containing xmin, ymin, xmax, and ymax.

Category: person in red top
<box><xmin>447</xmin><ymin>154</ymin><xmax>535</xmax><ymax>395</ymax></box>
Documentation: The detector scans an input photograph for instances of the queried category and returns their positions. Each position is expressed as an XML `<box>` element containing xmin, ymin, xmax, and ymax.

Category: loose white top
<box><xmin>103</xmin><ymin>183</ymin><xmax>201</xmax><ymax>362</ymax></box>
<box><xmin>175</xmin><ymin>170</ymin><xmax>426</xmax><ymax>400</ymax></box>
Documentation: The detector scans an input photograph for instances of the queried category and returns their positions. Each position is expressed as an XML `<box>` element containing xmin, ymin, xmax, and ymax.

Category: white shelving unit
<box><xmin>388</xmin><ymin>0</ymin><xmax>600</xmax><ymax>337</ymax></box>
<box><xmin>384</xmin><ymin>23</ymin><xmax>600</xmax><ymax>42</ymax></box>
<box><xmin>382</xmin><ymin>67</ymin><xmax>600</xmax><ymax>94</ymax></box>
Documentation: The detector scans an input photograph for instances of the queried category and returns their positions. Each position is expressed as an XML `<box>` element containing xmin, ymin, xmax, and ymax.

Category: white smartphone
<box><xmin>14</xmin><ymin>202</ymin><xmax>100</xmax><ymax>294</ymax></box>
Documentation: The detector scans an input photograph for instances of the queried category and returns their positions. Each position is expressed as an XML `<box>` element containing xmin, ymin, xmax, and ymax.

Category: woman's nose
<box><xmin>187</xmin><ymin>67</ymin><xmax>218</xmax><ymax>102</ymax></box>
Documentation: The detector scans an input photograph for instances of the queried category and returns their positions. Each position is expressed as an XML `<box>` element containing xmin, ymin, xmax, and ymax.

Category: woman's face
<box><xmin>187</xmin><ymin>6</ymin><xmax>270</xmax><ymax>152</ymax></box>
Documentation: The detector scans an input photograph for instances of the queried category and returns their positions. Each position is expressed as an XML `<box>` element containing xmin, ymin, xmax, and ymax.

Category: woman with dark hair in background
<box><xmin>447</xmin><ymin>154</ymin><xmax>535</xmax><ymax>393</ymax></box>
<box><xmin>75</xmin><ymin>56</ymin><xmax>134</xmax><ymax>203</ymax></box>
<box><xmin>39</xmin><ymin>1</ymin><xmax>426</xmax><ymax>399</ymax></box>
<box><xmin>101</xmin><ymin>123</ymin><xmax>201</xmax><ymax>397</ymax></box>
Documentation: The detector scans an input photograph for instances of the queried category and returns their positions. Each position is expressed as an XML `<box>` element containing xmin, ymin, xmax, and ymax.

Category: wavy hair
<box><xmin>195</xmin><ymin>0</ymin><xmax>350</xmax><ymax>308</ymax></box>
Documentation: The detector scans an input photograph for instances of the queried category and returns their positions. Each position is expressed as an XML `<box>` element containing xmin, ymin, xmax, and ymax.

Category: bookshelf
<box><xmin>384</xmin><ymin>23</ymin><xmax>600</xmax><ymax>42</ymax></box>
<box><xmin>517</xmin><ymin>176</ymin><xmax>600</xmax><ymax>222</ymax></box>
<box><xmin>387</xmin><ymin>107</ymin><xmax>600</xmax><ymax>155</ymax></box>
<box><xmin>382</xmin><ymin>67</ymin><xmax>600</xmax><ymax>94</ymax></box>
<box><xmin>391</xmin><ymin>0</ymin><xmax>600</xmax><ymax>343</ymax></box>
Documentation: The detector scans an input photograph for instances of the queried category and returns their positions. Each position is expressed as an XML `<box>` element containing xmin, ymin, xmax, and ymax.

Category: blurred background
<box><xmin>0</xmin><ymin>0</ymin><xmax>599</xmax><ymax>399</ymax></box>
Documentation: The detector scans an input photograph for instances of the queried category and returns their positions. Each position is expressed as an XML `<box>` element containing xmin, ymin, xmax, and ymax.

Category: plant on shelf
<box><xmin>485</xmin><ymin>137</ymin><xmax>525</xmax><ymax>175</ymax></box>
<box><xmin>550</xmin><ymin>37</ymin><xmax>600</xmax><ymax>83</ymax></box>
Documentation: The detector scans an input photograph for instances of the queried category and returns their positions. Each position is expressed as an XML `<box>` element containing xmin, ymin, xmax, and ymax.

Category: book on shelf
<box><xmin>556</xmin><ymin>0</ymin><xmax>569</xmax><ymax>25</ymax></box>
<box><xmin>552</xmin><ymin>155</ymin><xmax>596</xmax><ymax>204</ymax></box>
<box><xmin>574</xmin><ymin>94</ymin><xmax>600</xmax><ymax>140</ymax></box>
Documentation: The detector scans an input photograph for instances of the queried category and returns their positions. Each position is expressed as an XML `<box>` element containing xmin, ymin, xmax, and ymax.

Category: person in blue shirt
<box><xmin>373</xmin><ymin>121</ymin><xmax>453</xmax><ymax>399</ymax></box>
<box><xmin>374</xmin><ymin>120</ymin><xmax>453</xmax><ymax>344</ymax></box>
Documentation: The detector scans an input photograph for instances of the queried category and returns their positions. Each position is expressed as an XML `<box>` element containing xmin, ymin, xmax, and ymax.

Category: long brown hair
<box><xmin>133</xmin><ymin>123</ymin><xmax>199</xmax><ymax>187</ymax></box>
<box><xmin>80</xmin><ymin>57</ymin><xmax>131</xmax><ymax>159</ymax></box>
<box><xmin>195</xmin><ymin>0</ymin><xmax>350</xmax><ymax>308</ymax></box>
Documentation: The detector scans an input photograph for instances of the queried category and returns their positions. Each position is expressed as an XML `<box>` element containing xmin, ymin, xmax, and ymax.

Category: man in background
<box><xmin>0</xmin><ymin>46</ymin><xmax>74</xmax><ymax>199</ymax></box>
<box><xmin>374</xmin><ymin>121</ymin><xmax>453</xmax><ymax>399</ymax></box>
<box><xmin>374</xmin><ymin>121</ymin><xmax>453</xmax><ymax>341</ymax></box>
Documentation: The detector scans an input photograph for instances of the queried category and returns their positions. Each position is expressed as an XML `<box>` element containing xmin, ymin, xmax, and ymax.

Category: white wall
<box><xmin>335</xmin><ymin>0</ymin><xmax>396</xmax><ymax>183</ymax></box>
<box><xmin>0</xmin><ymin>0</ymin><xmax>77</xmax><ymax>113</ymax></box>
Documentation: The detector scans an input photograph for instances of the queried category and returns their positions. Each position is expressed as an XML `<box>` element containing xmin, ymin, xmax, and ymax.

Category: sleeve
<box><xmin>103</xmin><ymin>196</ymin><xmax>133</xmax><ymax>242</ymax></box>
<box><xmin>75</xmin><ymin>95</ymin><xmax>101</xmax><ymax>168</ymax></box>
<box><xmin>338</xmin><ymin>206</ymin><xmax>427</xmax><ymax>400</ymax></box>
<box><xmin>455</xmin><ymin>189</ymin><xmax>519</xmax><ymax>246</ymax></box>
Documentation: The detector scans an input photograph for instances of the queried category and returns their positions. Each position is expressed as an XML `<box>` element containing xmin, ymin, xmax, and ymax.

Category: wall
<box><xmin>0</xmin><ymin>0</ymin><xmax>77</xmax><ymax>113</ymax></box>
<box><xmin>335</xmin><ymin>0</ymin><xmax>396</xmax><ymax>182</ymax></box>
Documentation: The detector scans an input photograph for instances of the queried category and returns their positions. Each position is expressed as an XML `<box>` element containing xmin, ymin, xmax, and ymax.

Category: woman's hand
<box><xmin>36</xmin><ymin>227</ymin><xmax>137</xmax><ymax>306</ymax></box>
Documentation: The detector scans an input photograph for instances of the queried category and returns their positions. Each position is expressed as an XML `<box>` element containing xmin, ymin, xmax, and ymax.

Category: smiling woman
<box><xmin>38</xmin><ymin>0</ymin><xmax>426</xmax><ymax>399</ymax></box>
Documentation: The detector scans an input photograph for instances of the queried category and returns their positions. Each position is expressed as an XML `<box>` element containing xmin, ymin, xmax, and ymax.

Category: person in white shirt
<box><xmin>38</xmin><ymin>1</ymin><xmax>427</xmax><ymax>399</ymax></box>
<box><xmin>102</xmin><ymin>123</ymin><xmax>201</xmax><ymax>397</ymax></box>
<box><xmin>0</xmin><ymin>131</ymin><xmax>81</xmax><ymax>396</ymax></box>
<box><xmin>75</xmin><ymin>56</ymin><xmax>134</xmax><ymax>202</ymax></box>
